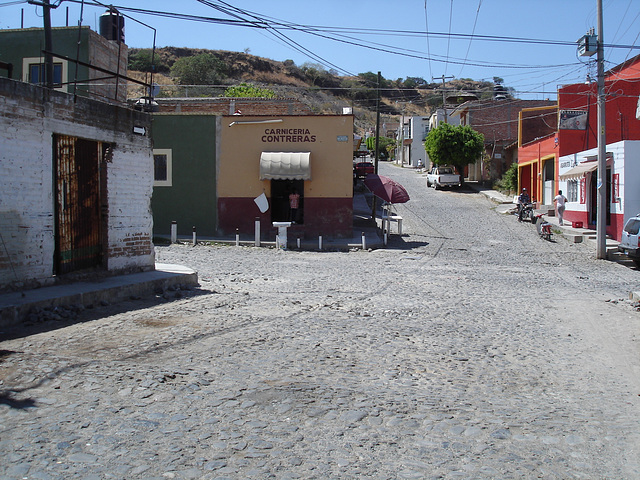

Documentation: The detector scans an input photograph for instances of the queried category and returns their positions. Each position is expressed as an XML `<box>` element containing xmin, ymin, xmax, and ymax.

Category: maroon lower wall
<box><xmin>218</xmin><ymin>197</ymin><xmax>353</xmax><ymax>238</ymax></box>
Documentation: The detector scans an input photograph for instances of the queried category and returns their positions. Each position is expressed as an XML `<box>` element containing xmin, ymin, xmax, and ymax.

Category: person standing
<box><xmin>289</xmin><ymin>188</ymin><xmax>300</xmax><ymax>223</ymax></box>
<box><xmin>554</xmin><ymin>190</ymin><xmax>568</xmax><ymax>226</ymax></box>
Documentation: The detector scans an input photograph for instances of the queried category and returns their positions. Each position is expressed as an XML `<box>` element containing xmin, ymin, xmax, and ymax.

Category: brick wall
<box><xmin>0</xmin><ymin>77</ymin><xmax>153</xmax><ymax>290</ymax></box>
<box><xmin>88</xmin><ymin>29</ymin><xmax>128</xmax><ymax>103</ymax></box>
<box><xmin>155</xmin><ymin>97</ymin><xmax>313</xmax><ymax>115</ymax></box>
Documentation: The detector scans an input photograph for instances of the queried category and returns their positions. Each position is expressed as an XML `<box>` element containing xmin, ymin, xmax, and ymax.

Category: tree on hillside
<box><xmin>403</xmin><ymin>77</ymin><xmax>427</xmax><ymax>88</ymax></box>
<box><xmin>128</xmin><ymin>49</ymin><xmax>169</xmax><ymax>73</ymax></box>
<box><xmin>224</xmin><ymin>83</ymin><xmax>276</xmax><ymax>98</ymax></box>
<box><xmin>170</xmin><ymin>53</ymin><xmax>227</xmax><ymax>85</ymax></box>
<box><xmin>424</xmin><ymin>123</ymin><xmax>484</xmax><ymax>179</ymax></box>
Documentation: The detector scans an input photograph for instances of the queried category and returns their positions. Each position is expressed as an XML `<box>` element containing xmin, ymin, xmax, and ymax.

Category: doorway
<box><xmin>542</xmin><ymin>158</ymin><xmax>555</xmax><ymax>205</ymax></box>
<box><xmin>54</xmin><ymin>135</ymin><xmax>107</xmax><ymax>275</ymax></box>
<box><xmin>271</xmin><ymin>179</ymin><xmax>304</xmax><ymax>224</ymax></box>
<box><xmin>589</xmin><ymin>168</ymin><xmax>611</xmax><ymax>226</ymax></box>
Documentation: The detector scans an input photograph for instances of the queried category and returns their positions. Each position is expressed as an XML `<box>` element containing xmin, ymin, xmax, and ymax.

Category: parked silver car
<box><xmin>618</xmin><ymin>213</ymin><xmax>640</xmax><ymax>268</ymax></box>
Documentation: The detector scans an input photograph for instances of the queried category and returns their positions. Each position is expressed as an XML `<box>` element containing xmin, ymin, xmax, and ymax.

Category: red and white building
<box><xmin>518</xmin><ymin>54</ymin><xmax>640</xmax><ymax>241</ymax></box>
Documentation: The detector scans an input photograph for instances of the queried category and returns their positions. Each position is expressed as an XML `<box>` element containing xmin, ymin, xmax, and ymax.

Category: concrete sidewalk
<box><xmin>0</xmin><ymin>264</ymin><xmax>198</xmax><ymax>329</ymax></box>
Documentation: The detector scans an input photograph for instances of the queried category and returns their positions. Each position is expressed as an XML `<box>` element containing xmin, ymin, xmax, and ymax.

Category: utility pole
<box><xmin>371</xmin><ymin>71</ymin><xmax>381</xmax><ymax>220</ymax></box>
<box><xmin>399</xmin><ymin>104</ymin><xmax>405</xmax><ymax>167</ymax></box>
<box><xmin>596</xmin><ymin>0</ymin><xmax>606</xmax><ymax>259</ymax></box>
<box><xmin>433</xmin><ymin>74</ymin><xmax>453</xmax><ymax>124</ymax></box>
<box><xmin>42</xmin><ymin>0</ymin><xmax>54</xmax><ymax>88</ymax></box>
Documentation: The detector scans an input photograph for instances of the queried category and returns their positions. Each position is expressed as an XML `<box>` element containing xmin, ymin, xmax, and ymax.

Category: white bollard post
<box><xmin>297</xmin><ymin>237</ymin><xmax>301</xmax><ymax>249</ymax></box>
<box><xmin>361</xmin><ymin>231</ymin><xmax>366</xmax><ymax>250</ymax></box>
<box><xmin>236</xmin><ymin>228</ymin><xmax>240</xmax><ymax>247</ymax></box>
<box><xmin>318</xmin><ymin>235</ymin><xmax>323</xmax><ymax>250</ymax></box>
<box><xmin>171</xmin><ymin>221</ymin><xmax>177</xmax><ymax>244</ymax></box>
<box><xmin>255</xmin><ymin>217</ymin><xmax>260</xmax><ymax>247</ymax></box>
<box><xmin>384</xmin><ymin>226</ymin><xmax>388</xmax><ymax>246</ymax></box>
<box><xmin>192</xmin><ymin>226</ymin><xmax>197</xmax><ymax>246</ymax></box>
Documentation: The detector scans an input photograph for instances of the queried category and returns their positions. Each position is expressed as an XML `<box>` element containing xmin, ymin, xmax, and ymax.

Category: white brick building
<box><xmin>0</xmin><ymin>77</ymin><xmax>154</xmax><ymax>290</ymax></box>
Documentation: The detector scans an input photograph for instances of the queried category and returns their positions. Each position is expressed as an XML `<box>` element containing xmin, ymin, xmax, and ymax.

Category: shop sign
<box><xmin>262</xmin><ymin>128</ymin><xmax>317</xmax><ymax>143</ymax></box>
<box><xmin>559</xmin><ymin>110</ymin><xmax>588</xmax><ymax>130</ymax></box>
<box><xmin>612</xmin><ymin>173</ymin><xmax>620</xmax><ymax>203</ymax></box>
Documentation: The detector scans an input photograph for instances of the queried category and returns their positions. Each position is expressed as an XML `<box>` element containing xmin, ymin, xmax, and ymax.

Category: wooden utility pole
<box><xmin>372</xmin><ymin>71</ymin><xmax>381</xmax><ymax>220</ymax></box>
<box><xmin>42</xmin><ymin>0</ymin><xmax>54</xmax><ymax>88</ymax></box>
<box><xmin>433</xmin><ymin>75</ymin><xmax>454</xmax><ymax>123</ymax></box>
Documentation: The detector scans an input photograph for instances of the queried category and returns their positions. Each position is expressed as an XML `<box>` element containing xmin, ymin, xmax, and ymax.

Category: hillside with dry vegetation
<box><xmin>127</xmin><ymin>47</ymin><xmax>499</xmax><ymax>129</ymax></box>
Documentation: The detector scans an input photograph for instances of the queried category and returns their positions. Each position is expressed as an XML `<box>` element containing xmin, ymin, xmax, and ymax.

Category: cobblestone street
<box><xmin>1</xmin><ymin>163</ymin><xmax>639</xmax><ymax>479</ymax></box>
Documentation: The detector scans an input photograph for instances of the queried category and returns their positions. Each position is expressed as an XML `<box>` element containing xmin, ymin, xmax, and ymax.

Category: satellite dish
<box><xmin>148</xmin><ymin>82</ymin><xmax>160</xmax><ymax>98</ymax></box>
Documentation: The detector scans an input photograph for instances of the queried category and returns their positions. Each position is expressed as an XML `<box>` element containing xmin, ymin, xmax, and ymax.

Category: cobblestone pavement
<box><xmin>1</xmin><ymin>163</ymin><xmax>639</xmax><ymax>479</ymax></box>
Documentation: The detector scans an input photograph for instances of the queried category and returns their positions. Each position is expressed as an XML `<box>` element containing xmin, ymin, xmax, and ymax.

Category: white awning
<box><xmin>559</xmin><ymin>161</ymin><xmax>597</xmax><ymax>180</ymax></box>
<box><xmin>259</xmin><ymin>152</ymin><xmax>311</xmax><ymax>180</ymax></box>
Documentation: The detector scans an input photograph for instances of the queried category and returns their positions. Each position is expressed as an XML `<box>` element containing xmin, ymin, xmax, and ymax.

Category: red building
<box><xmin>518</xmin><ymin>54</ymin><xmax>640</xmax><ymax>238</ymax></box>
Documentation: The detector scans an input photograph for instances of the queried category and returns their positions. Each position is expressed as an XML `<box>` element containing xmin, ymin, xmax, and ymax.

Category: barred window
<box><xmin>567</xmin><ymin>180</ymin><xmax>578</xmax><ymax>202</ymax></box>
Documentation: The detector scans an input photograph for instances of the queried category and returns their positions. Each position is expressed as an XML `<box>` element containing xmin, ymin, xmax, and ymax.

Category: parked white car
<box><xmin>618</xmin><ymin>213</ymin><xmax>640</xmax><ymax>268</ymax></box>
<box><xmin>426</xmin><ymin>165</ymin><xmax>461</xmax><ymax>189</ymax></box>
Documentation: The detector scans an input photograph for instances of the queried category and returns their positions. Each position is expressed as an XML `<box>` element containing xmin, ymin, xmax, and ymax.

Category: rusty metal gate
<box><xmin>54</xmin><ymin>135</ymin><xmax>103</xmax><ymax>274</ymax></box>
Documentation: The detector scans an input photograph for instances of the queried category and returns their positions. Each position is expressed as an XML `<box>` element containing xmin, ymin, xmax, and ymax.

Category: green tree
<box><xmin>365</xmin><ymin>136</ymin><xmax>396</xmax><ymax>160</ymax></box>
<box><xmin>495</xmin><ymin>161</ymin><xmax>518</xmax><ymax>192</ymax></box>
<box><xmin>424</xmin><ymin>123</ymin><xmax>484</xmax><ymax>179</ymax></box>
<box><xmin>170</xmin><ymin>53</ymin><xmax>227</xmax><ymax>85</ymax></box>
<box><xmin>223</xmin><ymin>83</ymin><xmax>276</xmax><ymax>98</ymax></box>
<box><xmin>403</xmin><ymin>77</ymin><xmax>427</xmax><ymax>88</ymax></box>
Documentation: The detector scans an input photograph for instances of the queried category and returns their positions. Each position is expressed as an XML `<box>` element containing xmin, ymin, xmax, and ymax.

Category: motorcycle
<box><xmin>518</xmin><ymin>202</ymin><xmax>535</xmax><ymax>222</ymax></box>
<box><xmin>534</xmin><ymin>214</ymin><xmax>553</xmax><ymax>241</ymax></box>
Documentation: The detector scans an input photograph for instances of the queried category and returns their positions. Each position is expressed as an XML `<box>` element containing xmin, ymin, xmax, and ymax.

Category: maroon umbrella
<box><xmin>363</xmin><ymin>173</ymin><xmax>410</xmax><ymax>204</ymax></box>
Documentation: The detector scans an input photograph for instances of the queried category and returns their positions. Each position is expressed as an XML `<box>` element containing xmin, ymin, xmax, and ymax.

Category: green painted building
<box><xmin>0</xmin><ymin>26</ymin><xmax>128</xmax><ymax>102</ymax></box>
<box><xmin>151</xmin><ymin>114</ymin><xmax>218</xmax><ymax>238</ymax></box>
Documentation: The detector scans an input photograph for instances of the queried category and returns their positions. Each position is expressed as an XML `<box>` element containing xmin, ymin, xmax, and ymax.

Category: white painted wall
<box><xmin>0</xmin><ymin>78</ymin><xmax>154</xmax><ymax>289</ymax></box>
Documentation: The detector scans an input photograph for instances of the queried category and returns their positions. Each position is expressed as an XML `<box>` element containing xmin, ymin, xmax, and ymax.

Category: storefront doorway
<box><xmin>589</xmin><ymin>168</ymin><xmax>611</xmax><ymax>226</ymax></box>
<box><xmin>542</xmin><ymin>158</ymin><xmax>555</xmax><ymax>205</ymax></box>
<box><xmin>271</xmin><ymin>179</ymin><xmax>304</xmax><ymax>224</ymax></box>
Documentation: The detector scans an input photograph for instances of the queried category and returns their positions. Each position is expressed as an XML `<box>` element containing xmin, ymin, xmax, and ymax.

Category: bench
<box><xmin>382</xmin><ymin>214</ymin><xmax>403</xmax><ymax>235</ymax></box>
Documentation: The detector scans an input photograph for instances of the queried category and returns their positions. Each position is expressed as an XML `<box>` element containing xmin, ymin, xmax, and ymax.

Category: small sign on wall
<box><xmin>337</xmin><ymin>135</ymin><xmax>349</xmax><ymax>142</ymax></box>
<box><xmin>612</xmin><ymin>173</ymin><xmax>620</xmax><ymax>203</ymax></box>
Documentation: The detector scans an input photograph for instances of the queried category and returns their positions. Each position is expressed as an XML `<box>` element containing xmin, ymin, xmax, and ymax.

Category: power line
<box><xmin>458</xmin><ymin>0</ymin><xmax>482</xmax><ymax>78</ymax></box>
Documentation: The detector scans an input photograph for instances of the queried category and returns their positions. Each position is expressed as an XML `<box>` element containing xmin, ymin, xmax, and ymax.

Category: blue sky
<box><xmin>1</xmin><ymin>0</ymin><xmax>639</xmax><ymax>100</ymax></box>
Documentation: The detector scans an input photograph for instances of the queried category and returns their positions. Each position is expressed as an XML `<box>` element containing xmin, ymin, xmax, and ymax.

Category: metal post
<box><xmin>297</xmin><ymin>237</ymin><xmax>301</xmax><ymax>249</ymax></box>
<box><xmin>254</xmin><ymin>217</ymin><xmax>260</xmax><ymax>247</ymax></box>
<box><xmin>318</xmin><ymin>235</ymin><xmax>323</xmax><ymax>251</ymax></box>
<box><xmin>235</xmin><ymin>228</ymin><xmax>240</xmax><ymax>247</ymax></box>
<box><xmin>192</xmin><ymin>226</ymin><xmax>196</xmax><ymax>246</ymax></box>
<box><xmin>361</xmin><ymin>232</ymin><xmax>366</xmax><ymax>250</ymax></box>
<box><xmin>170</xmin><ymin>221</ymin><xmax>177</xmax><ymax>244</ymax></box>
<box><xmin>596</xmin><ymin>0</ymin><xmax>607</xmax><ymax>259</ymax></box>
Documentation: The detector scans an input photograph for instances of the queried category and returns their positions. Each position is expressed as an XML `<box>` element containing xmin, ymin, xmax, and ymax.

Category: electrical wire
<box><xmin>444</xmin><ymin>0</ymin><xmax>453</xmax><ymax>77</ymax></box>
<box><xmin>424</xmin><ymin>0</ymin><xmax>432</xmax><ymax>79</ymax></box>
<box><xmin>458</xmin><ymin>0</ymin><xmax>482</xmax><ymax>78</ymax></box>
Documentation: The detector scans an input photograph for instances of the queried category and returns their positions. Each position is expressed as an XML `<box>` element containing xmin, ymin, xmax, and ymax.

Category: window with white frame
<box><xmin>153</xmin><ymin>149</ymin><xmax>172</xmax><ymax>187</ymax></box>
<box><xmin>567</xmin><ymin>179</ymin><xmax>578</xmax><ymax>202</ymax></box>
<box><xmin>22</xmin><ymin>57</ymin><xmax>68</xmax><ymax>92</ymax></box>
